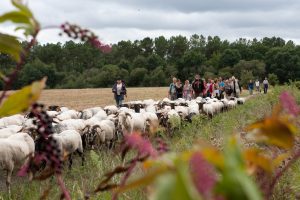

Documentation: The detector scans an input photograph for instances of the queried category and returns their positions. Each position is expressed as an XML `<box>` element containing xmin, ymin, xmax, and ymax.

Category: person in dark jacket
<box><xmin>112</xmin><ymin>78</ymin><xmax>127</xmax><ymax>107</ymax></box>
<box><xmin>192</xmin><ymin>74</ymin><xmax>205</xmax><ymax>98</ymax></box>
<box><xmin>175</xmin><ymin>79</ymin><xmax>183</xmax><ymax>99</ymax></box>
<box><xmin>248</xmin><ymin>80</ymin><xmax>254</xmax><ymax>95</ymax></box>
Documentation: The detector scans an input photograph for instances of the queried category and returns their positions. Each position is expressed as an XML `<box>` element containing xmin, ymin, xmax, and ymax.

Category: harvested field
<box><xmin>38</xmin><ymin>87</ymin><xmax>168</xmax><ymax>110</ymax></box>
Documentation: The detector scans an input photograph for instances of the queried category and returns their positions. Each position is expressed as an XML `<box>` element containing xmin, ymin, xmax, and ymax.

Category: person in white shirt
<box><xmin>255</xmin><ymin>79</ymin><xmax>260</xmax><ymax>92</ymax></box>
<box><xmin>112</xmin><ymin>78</ymin><xmax>127</xmax><ymax>107</ymax></box>
<box><xmin>263</xmin><ymin>77</ymin><xmax>269</xmax><ymax>94</ymax></box>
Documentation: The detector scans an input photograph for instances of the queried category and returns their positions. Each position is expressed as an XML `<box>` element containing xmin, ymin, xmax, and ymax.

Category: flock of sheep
<box><xmin>0</xmin><ymin>96</ymin><xmax>246</xmax><ymax>194</ymax></box>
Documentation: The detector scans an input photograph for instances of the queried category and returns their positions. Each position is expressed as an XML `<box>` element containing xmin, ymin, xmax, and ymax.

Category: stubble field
<box><xmin>38</xmin><ymin>87</ymin><xmax>168</xmax><ymax>110</ymax></box>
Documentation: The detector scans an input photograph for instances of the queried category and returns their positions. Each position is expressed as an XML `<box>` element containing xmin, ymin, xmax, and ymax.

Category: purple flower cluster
<box><xmin>280</xmin><ymin>91</ymin><xmax>300</xmax><ymax>116</ymax></box>
<box><xmin>123</xmin><ymin>133</ymin><xmax>158</xmax><ymax>158</ymax></box>
<box><xmin>190</xmin><ymin>152</ymin><xmax>217</xmax><ymax>199</ymax></box>
<box><xmin>60</xmin><ymin>22</ymin><xmax>112</xmax><ymax>53</ymax></box>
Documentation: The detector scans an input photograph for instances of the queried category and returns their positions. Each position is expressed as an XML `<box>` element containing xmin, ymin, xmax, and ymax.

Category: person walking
<box><xmin>183</xmin><ymin>80</ymin><xmax>193</xmax><ymax>101</ymax></box>
<box><xmin>231</xmin><ymin>76</ymin><xmax>242</xmax><ymax>98</ymax></box>
<box><xmin>214</xmin><ymin>78</ymin><xmax>220</xmax><ymax>99</ymax></box>
<box><xmin>224</xmin><ymin>79</ymin><xmax>233</xmax><ymax>100</ymax></box>
<box><xmin>192</xmin><ymin>74</ymin><xmax>205</xmax><ymax>98</ymax></box>
<box><xmin>248</xmin><ymin>80</ymin><xmax>254</xmax><ymax>95</ymax></box>
<box><xmin>168</xmin><ymin>77</ymin><xmax>177</xmax><ymax>100</ymax></box>
<box><xmin>255</xmin><ymin>79</ymin><xmax>260</xmax><ymax>92</ymax></box>
<box><xmin>175</xmin><ymin>79</ymin><xmax>183</xmax><ymax>99</ymax></box>
<box><xmin>263</xmin><ymin>77</ymin><xmax>269</xmax><ymax>94</ymax></box>
<box><xmin>218</xmin><ymin>77</ymin><xmax>225</xmax><ymax>99</ymax></box>
<box><xmin>205</xmin><ymin>79</ymin><xmax>213</xmax><ymax>98</ymax></box>
<box><xmin>112</xmin><ymin>78</ymin><xmax>127</xmax><ymax>107</ymax></box>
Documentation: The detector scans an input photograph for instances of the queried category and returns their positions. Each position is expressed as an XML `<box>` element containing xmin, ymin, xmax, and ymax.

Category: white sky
<box><xmin>1</xmin><ymin>0</ymin><xmax>300</xmax><ymax>44</ymax></box>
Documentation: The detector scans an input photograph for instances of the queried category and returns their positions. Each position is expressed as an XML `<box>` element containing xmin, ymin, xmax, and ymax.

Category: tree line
<box><xmin>1</xmin><ymin>35</ymin><xmax>300</xmax><ymax>89</ymax></box>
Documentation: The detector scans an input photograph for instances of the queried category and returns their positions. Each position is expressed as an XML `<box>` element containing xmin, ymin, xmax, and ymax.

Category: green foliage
<box><xmin>219</xmin><ymin>49</ymin><xmax>241</xmax><ymax>67</ymax></box>
<box><xmin>1</xmin><ymin>30</ymin><xmax>300</xmax><ymax>89</ymax></box>
<box><xmin>268</xmin><ymin>73</ymin><xmax>279</xmax><ymax>86</ymax></box>
<box><xmin>240</xmin><ymin>70</ymin><xmax>254</xmax><ymax>88</ymax></box>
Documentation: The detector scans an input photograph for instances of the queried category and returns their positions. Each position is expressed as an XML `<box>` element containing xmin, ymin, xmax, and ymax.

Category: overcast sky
<box><xmin>1</xmin><ymin>0</ymin><xmax>300</xmax><ymax>45</ymax></box>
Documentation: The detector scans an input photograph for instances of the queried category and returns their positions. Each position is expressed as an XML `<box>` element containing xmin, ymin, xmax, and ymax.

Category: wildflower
<box><xmin>124</xmin><ymin>133</ymin><xmax>158</xmax><ymax>158</ymax></box>
<box><xmin>280</xmin><ymin>91</ymin><xmax>300</xmax><ymax>117</ymax></box>
<box><xmin>190</xmin><ymin>152</ymin><xmax>217</xmax><ymax>199</ymax></box>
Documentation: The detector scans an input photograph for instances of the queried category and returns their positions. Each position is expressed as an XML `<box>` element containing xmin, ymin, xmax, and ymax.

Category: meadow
<box><xmin>38</xmin><ymin>87</ymin><xmax>169</xmax><ymax>110</ymax></box>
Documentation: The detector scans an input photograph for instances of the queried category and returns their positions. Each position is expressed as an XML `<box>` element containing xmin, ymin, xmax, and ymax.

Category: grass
<box><xmin>1</xmin><ymin>86</ymin><xmax>299</xmax><ymax>199</ymax></box>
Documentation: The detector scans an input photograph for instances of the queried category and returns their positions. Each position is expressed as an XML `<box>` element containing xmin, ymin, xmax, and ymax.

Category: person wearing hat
<box><xmin>112</xmin><ymin>78</ymin><xmax>127</xmax><ymax>107</ymax></box>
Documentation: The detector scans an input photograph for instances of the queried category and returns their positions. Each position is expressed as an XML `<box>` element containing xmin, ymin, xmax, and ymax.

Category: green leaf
<box><xmin>215</xmin><ymin>137</ymin><xmax>263</xmax><ymax>200</ymax></box>
<box><xmin>11</xmin><ymin>0</ymin><xmax>33</xmax><ymax>18</ymax></box>
<box><xmin>150</xmin><ymin>161</ymin><xmax>200</xmax><ymax>200</ymax></box>
<box><xmin>0</xmin><ymin>33</ymin><xmax>23</xmax><ymax>62</ymax></box>
<box><xmin>0</xmin><ymin>11</ymin><xmax>31</xmax><ymax>24</ymax></box>
<box><xmin>0</xmin><ymin>77</ymin><xmax>46</xmax><ymax>117</ymax></box>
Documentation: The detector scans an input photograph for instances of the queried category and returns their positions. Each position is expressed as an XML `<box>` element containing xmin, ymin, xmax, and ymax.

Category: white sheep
<box><xmin>104</xmin><ymin>105</ymin><xmax>118</xmax><ymax>115</ymax></box>
<box><xmin>142</xmin><ymin>112</ymin><xmax>159</xmax><ymax>134</ymax></box>
<box><xmin>46</xmin><ymin>111</ymin><xmax>59</xmax><ymax>118</ymax></box>
<box><xmin>203</xmin><ymin>103</ymin><xmax>214</xmax><ymax>118</ymax></box>
<box><xmin>89</xmin><ymin>120</ymin><xmax>116</xmax><ymax>149</ymax></box>
<box><xmin>118</xmin><ymin>111</ymin><xmax>146</xmax><ymax>135</ymax></box>
<box><xmin>0</xmin><ymin>128</ymin><xmax>19</xmax><ymax>138</ymax></box>
<box><xmin>56</xmin><ymin>110</ymin><xmax>80</xmax><ymax>121</ymax></box>
<box><xmin>0</xmin><ymin>133</ymin><xmax>35</xmax><ymax>194</ymax></box>
<box><xmin>53</xmin><ymin>119</ymin><xmax>85</xmax><ymax>134</ymax></box>
<box><xmin>52</xmin><ymin>130</ymin><xmax>84</xmax><ymax>169</ymax></box>
<box><xmin>0</xmin><ymin>114</ymin><xmax>25</xmax><ymax>128</ymax></box>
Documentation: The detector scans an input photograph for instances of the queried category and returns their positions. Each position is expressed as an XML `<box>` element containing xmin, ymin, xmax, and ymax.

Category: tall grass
<box><xmin>1</xmin><ymin>85</ymin><xmax>300</xmax><ymax>200</ymax></box>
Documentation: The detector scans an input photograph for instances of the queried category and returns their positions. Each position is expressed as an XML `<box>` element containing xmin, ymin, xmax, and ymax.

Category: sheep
<box><xmin>104</xmin><ymin>105</ymin><xmax>119</xmax><ymax>115</ymax></box>
<box><xmin>0</xmin><ymin>128</ymin><xmax>19</xmax><ymax>138</ymax></box>
<box><xmin>60</xmin><ymin>107</ymin><xmax>69</xmax><ymax>112</ymax></box>
<box><xmin>53</xmin><ymin>119</ymin><xmax>85</xmax><ymax>134</ymax></box>
<box><xmin>145</xmin><ymin>104</ymin><xmax>156</xmax><ymax>113</ymax></box>
<box><xmin>175</xmin><ymin>106</ymin><xmax>189</xmax><ymax>121</ymax></box>
<box><xmin>0</xmin><ymin>114</ymin><xmax>25</xmax><ymax>128</ymax></box>
<box><xmin>56</xmin><ymin>110</ymin><xmax>80</xmax><ymax>121</ymax></box>
<box><xmin>237</xmin><ymin>97</ymin><xmax>246</xmax><ymax>105</ymax></box>
<box><xmin>0</xmin><ymin>133</ymin><xmax>35</xmax><ymax>194</ymax></box>
<box><xmin>142</xmin><ymin>112</ymin><xmax>159</xmax><ymax>135</ymax></box>
<box><xmin>90</xmin><ymin>120</ymin><xmax>116</xmax><ymax>149</ymax></box>
<box><xmin>52</xmin><ymin>130</ymin><xmax>84</xmax><ymax>169</ymax></box>
<box><xmin>46</xmin><ymin>111</ymin><xmax>59</xmax><ymax>118</ymax></box>
<box><xmin>80</xmin><ymin>107</ymin><xmax>104</xmax><ymax>119</ymax></box>
<box><xmin>228</xmin><ymin>98</ymin><xmax>237</xmax><ymax>109</ymax></box>
<box><xmin>48</xmin><ymin>105</ymin><xmax>61</xmax><ymax>112</ymax></box>
<box><xmin>203</xmin><ymin>103</ymin><xmax>214</xmax><ymax>118</ymax></box>
<box><xmin>118</xmin><ymin>111</ymin><xmax>146</xmax><ymax>135</ymax></box>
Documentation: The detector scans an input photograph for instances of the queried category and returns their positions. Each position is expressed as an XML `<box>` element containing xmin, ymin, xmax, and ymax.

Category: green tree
<box><xmin>17</xmin><ymin>59</ymin><xmax>58</xmax><ymax>88</ymax></box>
<box><xmin>240</xmin><ymin>70</ymin><xmax>254</xmax><ymax>88</ymax></box>
<box><xmin>154</xmin><ymin>36</ymin><xmax>169</xmax><ymax>59</ymax></box>
<box><xmin>268</xmin><ymin>73</ymin><xmax>279</xmax><ymax>86</ymax></box>
<box><xmin>219</xmin><ymin>49</ymin><xmax>241</xmax><ymax>67</ymax></box>
<box><xmin>129</xmin><ymin>68</ymin><xmax>148</xmax><ymax>86</ymax></box>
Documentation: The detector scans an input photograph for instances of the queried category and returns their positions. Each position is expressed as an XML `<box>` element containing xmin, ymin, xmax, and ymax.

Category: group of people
<box><xmin>111</xmin><ymin>75</ymin><xmax>270</xmax><ymax>108</ymax></box>
<box><xmin>168</xmin><ymin>74</ymin><xmax>242</xmax><ymax>101</ymax></box>
<box><xmin>247</xmin><ymin>78</ymin><xmax>269</xmax><ymax>95</ymax></box>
